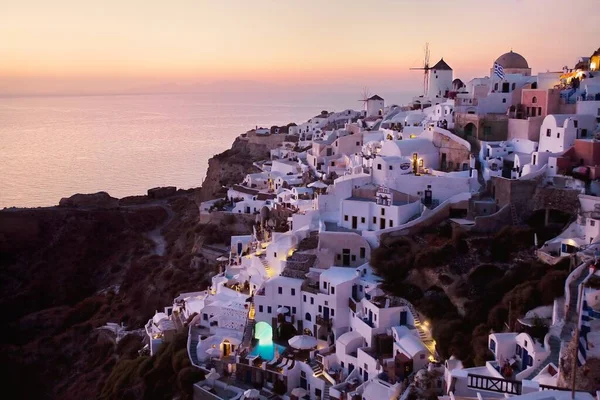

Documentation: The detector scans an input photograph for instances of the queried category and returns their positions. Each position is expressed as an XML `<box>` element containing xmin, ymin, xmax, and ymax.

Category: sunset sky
<box><xmin>1</xmin><ymin>0</ymin><xmax>599</xmax><ymax>95</ymax></box>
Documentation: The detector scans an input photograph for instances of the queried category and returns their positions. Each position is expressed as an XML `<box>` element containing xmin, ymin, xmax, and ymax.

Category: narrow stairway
<box><xmin>324</xmin><ymin>382</ymin><xmax>331</xmax><ymax>400</ymax></box>
<box><xmin>525</xmin><ymin>335</ymin><xmax>561</xmax><ymax>380</ymax></box>
<box><xmin>242</xmin><ymin>319</ymin><xmax>256</xmax><ymax>349</ymax></box>
<box><xmin>189</xmin><ymin>338</ymin><xmax>199</xmax><ymax>366</ymax></box>
<box><xmin>309</xmin><ymin>359</ymin><xmax>323</xmax><ymax>376</ymax></box>
<box><xmin>560</xmin><ymin>269</ymin><xmax>588</xmax><ymax>341</ymax></box>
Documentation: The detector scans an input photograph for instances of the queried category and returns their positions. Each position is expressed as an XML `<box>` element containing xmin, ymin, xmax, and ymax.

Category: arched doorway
<box><xmin>464</xmin><ymin>122</ymin><xmax>477</xmax><ymax>137</ymax></box>
<box><xmin>254</xmin><ymin>321</ymin><xmax>273</xmax><ymax>344</ymax></box>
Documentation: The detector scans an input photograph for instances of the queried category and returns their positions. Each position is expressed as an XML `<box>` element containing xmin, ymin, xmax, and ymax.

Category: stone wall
<box><xmin>432</xmin><ymin>130</ymin><xmax>471</xmax><ymax>171</ymax></box>
<box><xmin>491</xmin><ymin>176</ymin><xmax>580</xmax><ymax>219</ymax></box>
<box><xmin>472</xmin><ymin>204</ymin><xmax>511</xmax><ymax>233</ymax></box>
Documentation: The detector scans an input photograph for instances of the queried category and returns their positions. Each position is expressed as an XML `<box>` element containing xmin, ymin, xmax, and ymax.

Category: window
<box><xmin>305</xmin><ymin>313</ymin><xmax>311</xmax><ymax>321</ymax></box>
<box><xmin>582</xmin><ymin>129</ymin><xmax>588</xmax><ymax>137</ymax></box>
<box><xmin>532</xmin><ymin>96</ymin><xmax>537</xmax><ymax>104</ymax></box>
<box><xmin>203</xmin><ymin>313</ymin><xmax>208</xmax><ymax>321</ymax></box>
<box><xmin>389</xmin><ymin>220</ymin><xmax>393</xmax><ymax>228</ymax></box>
<box><xmin>274</xmin><ymin>252</ymin><xmax>277</xmax><ymax>258</ymax></box>
<box><xmin>364</xmin><ymin>363</ymin><xmax>368</xmax><ymax>370</ymax></box>
<box><xmin>516</xmin><ymin>344</ymin><xmax>522</xmax><ymax>356</ymax></box>
<box><xmin>524</xmin><ymin>340</ymin><xmax>528</xmax><ymax>348</ymax></box>
<box><xmin>597</xmin><ymin>108</ymin><xmax>600</xmax><ymax>116</ymax></box>
<box><xmin>557</xmin><ymin>132</ymin><xmax>560</xmax><ymax>138</ymax></box>
<box><xmin>361</xmin><ymin>217</ymin><xmax>365</xmax><ymax>223</ymax></box>
<box><xmin>494</xmin><ymin>83</ymin><xmax>498</xmax><ymax>91</ymax></box>
<box><xmin>591</xmin><ymin>220</ymin><xmax>596</xmax><ymax>227</ymax></box>
<box><xmin>374</xmin><ymin>314</ymin><xmax>377</xmax><ymax>321</ymax></box>
<box><xmin>278</xmin><ymin>287</ymin><xmax>282</xmax><ymax>294</ymax></box>
<box><xmin>352</xmin><ymin>255</ymin><xmax>356</xmax><ymax>261</ymax></box>
<box><xmin>303</xmin><ymin>295</ymin><xmax>307</xmax><ymax>302</ymax></box>
<box><xmin>344</xmin><ymin>215</ymin><xmax>348</xmax><ymax>221</ymax></box>
<box><xmin>319</xmin><ymin>305</ymin><xmax>322</xmax><ymax>312</ymax></box>
<box><xmin>511</xmin><ymin>83</ymin><xmax>516</xmax><ymax>90</ymax></box>
<box><xmin>389</xmin><ymin>165</ymin><xmax>393</xmax><ymax>170</ymax></box>
<box><xmin>574</xmin><ymin>120</ymin><xmax>578</xmax><ymax>128</ymax></box>
<box><xmin>292</xmin><ymin>307</ymin><xmax>297</xmax><ymax>314</ymax></box>
<box><xmin>381</xmin><ymin>208</ymin><xmax>385</xmax><ymax>216</ymax></box>
<box><xmin>377</xmin><ymin>164</ymin><xmax>382</xmax><ymax>170</ymax></box>
<box><xmin>502</xmin><ymin>98</ymin><xmax>507</xmax><ymax>103</ymax></box>
<box><xmin>323</xmin><ymin>281</ymin><xmax>327</xmax><ymax>289</ymax></box>
<box><xmin>291</xmin><ymin>288</ymin><xmax>295</xmax><ymax>296</ymax></box>
<box><xmin>268</xmin><ymin>306</ymin><xmax>272</xmax><ymax>314</ymax></box>
<box><xmin>373</xmin><ymin>217</ymin><xmax>376</xmax><ymax>224</ymax></box>
<box><xmin>546</xmin><ymin>129</ymin><xmax>551</xmax><ymax>137</ymax></box>
<box><xmin>331</xmin><ymin>309</ymin><xmax>335</xmax><ymax>317</ymax></box>
<box><xmin>356</xmin><ymin>141</ymin><xmax>360</xmax><ymax>146</ymax></box>
<box><xmin>490</xmin><ymin>339</ymin><xmax>496</xmax><ymax>352</ymax></box>
<box><xmin>259</xmin><ymin>305</ymin><xmax>264</xmax><ymax>312</ymax></box>
<box><xmin>360</xmin><ymin>247</ymin><xmax>366</xmax><ymax>258</ymax></box>
<box><xmin>311</xmin><ymin>297</ymin><xmax>314</xmax><ymax>305</ymax></box>
<box><xmin>420</xmin><ymin>354</ymin><xmax>426</xmax><ymax>359</ymax></box>
<box><xmin>331</xmin><ymin>286</ymin><xmax>335</xmax><ymax>294</ymax></box>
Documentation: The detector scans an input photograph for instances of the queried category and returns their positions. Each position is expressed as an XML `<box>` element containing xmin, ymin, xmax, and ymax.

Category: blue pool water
<box><xmin>249</xmin><ymin>343</ymin><xmax>285</xmax><ymax>361</ymax></box>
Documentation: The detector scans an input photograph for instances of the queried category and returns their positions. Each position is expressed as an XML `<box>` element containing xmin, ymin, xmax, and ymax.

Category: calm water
<box><xmin>249</xmin><ymin>342</ymin><xmax>286</xmax><ymax>361</ymax></box>
<box><xmin>0</xmin><ymin>91</ymin><xmax>411</xmax><ymax>208</ymax></box>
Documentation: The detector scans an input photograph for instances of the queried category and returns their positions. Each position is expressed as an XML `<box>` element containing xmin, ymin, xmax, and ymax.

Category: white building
<box><xmin>538</xmin><ymin>114</ymin><xmax>597</xmax><ymax>153</ymax></box>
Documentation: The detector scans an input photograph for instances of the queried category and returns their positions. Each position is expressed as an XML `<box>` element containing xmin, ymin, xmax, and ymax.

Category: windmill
<box><xmin>410</xmin><ymin>43</ymin><xmax>431</xmax><ymax>96</ymax></box>
<box><xmin>358</xmin><ymin>86</ymin><xmax>371</xmax><ymax>111</ymax></box>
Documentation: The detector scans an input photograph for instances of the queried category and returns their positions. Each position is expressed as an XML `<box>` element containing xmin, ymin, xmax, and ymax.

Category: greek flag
<box><xmin>577</xmin><ymin>300</ymin><xmax>600</xmax><ymax>366</ymax></box>
<box><xmin>493</xmin><ymin>62</ymin><xmax>506</xmax><ymax>80</ymax></box>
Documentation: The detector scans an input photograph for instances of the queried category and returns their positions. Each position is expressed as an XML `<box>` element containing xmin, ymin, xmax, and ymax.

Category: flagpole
<box><xmin>571</xmin><ymin>283</ymin><xmax>585</xmax><ymax>399</ymax></box>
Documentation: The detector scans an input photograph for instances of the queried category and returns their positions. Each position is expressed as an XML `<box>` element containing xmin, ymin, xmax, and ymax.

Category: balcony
<box><xmin>348</xmin><ymin>297</ymin><xmax>357</xmax><ymax>313</ymax></box>
<box><xmin>316</xmin><ymin>315</ymin><xmax>331</xmax><ymax>327</ymax></box>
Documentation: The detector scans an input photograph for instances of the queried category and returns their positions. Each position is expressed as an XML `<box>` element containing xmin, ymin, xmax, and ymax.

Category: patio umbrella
<box><xmin>206</xmin><ymin>368</ymin><xmax>220</xmax><ymax>381</ymax></box>
<box><xmin>291</xmin><ymin>388</ymin><xmax>308</xmax><ymax>398</ymax></box>
<box><xmin>206</xmin><ymin>347</ymin><xmax>221</xmax><ymax>358</ymax></box>
<box><xmin>276</xmin><ymin>306</ymin><xmax>289</xmax><ymax>314</ymax></box>
<box><xmin>288</xmin><ymin>335</ymin><xmax>318</xmax><ymax>350</ymax></box>
<box><xmin>308</xmin><ymin>181</ymin><xmax>328</xmax><ymax>189</ymax></box>
<box><xmin>216</xmin><ymin>256</ymin><xmax>229</xmax><ymax>262</ymax></box>
<box><xmin>243</xmin><ymin>389</ymin><xmax>260</xmax><ymax>399</ymax></box>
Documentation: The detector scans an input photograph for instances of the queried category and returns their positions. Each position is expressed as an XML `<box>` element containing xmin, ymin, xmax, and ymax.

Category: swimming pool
<box><xmin>249</xmin><ymin>343</ymin><xmax>285</xmax><ymax>361</ymax></box>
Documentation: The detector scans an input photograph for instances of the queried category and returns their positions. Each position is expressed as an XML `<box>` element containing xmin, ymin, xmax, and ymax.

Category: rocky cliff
<box><xmin>199</xmin><ymin>135</ymin><xmax>285</xmax><ymax>201</ymax></box>
<box><xmin>0</xmin><ymin>189</ymin><xmax>215</xmax><ymax>400</ymax></box>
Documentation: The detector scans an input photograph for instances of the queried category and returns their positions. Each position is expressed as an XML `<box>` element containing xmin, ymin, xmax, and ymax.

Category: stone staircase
<box><xmin>259</xmin><ymin>254</ymin><xmax>273</xmax><ymax>276</ymax></box>
<box><xmin>525</xmin><ymin>335</ymin><xmax>561</xmax><ymax>380</ymax></box>
<box><xmin>189</xmin><ymin>338</ymin><xmax>200</xmax><ymax>366</ymax></box>
<box><xmin>324</xmin><ymin>382</ymin><xmax>331</xmax><ymax>400</ymax></box>
<box><xmin>242</xmin><ymin>319</ymin><xmax>256</xmax><ymax>349</ymax></box>
<box><xmin>309</xmin><ymin>359</ymin><xmax>323</xmax><ymax>376</ymax></box>
<box><xmin>560</xmin><ymin>268</ymin><xmax>588</xmax><ymax>341</ymax></box>
<box><xmin>401</xmin><ymin>299</ymin><xmax>436</xmax><ymax>355</ymax></box>
<box><xmin>510</xmin><ymin>203</ymin><xmax>520</xmax><ymax>226</ymax></box>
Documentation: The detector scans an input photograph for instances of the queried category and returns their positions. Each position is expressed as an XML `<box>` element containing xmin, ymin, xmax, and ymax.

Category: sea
<box><xmin>0</xmin><ymin>91</ymin><xmax>413</xmax><ymax>208</ymax></box>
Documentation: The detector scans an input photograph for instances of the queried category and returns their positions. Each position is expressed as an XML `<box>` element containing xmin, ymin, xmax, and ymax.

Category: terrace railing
<box><xmin>467</xmin><ymin>373</ymin><xmax>522</xmax><ymax>395</ymax></box>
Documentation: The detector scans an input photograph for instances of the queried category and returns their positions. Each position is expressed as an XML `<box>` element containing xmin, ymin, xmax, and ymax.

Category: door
<box><xmin>400</xmin><ymin>311</ymin><xmax>407</xmax><ymax>325</ymax></box>
<box><xmin>352</xmin><ymin>285</ymin><xmax>358</xmax><ymax>301</ymax></box>
<box><xmin>352</xmin><ymin>216</ymin><xmax>358</xmax><ymax>230</ymax></box>
<box><xmin>342</xmin><ymin>249</ymin><xmax>350</xmax><ymax>266</ymax></box>
<box><xmin>348</xmin><ymin>364</ymin><xmax>355</xmax><ymax>374</ymax></box>
<box><xmin>368</xmin><ymin>309</ymin><xmax>373</xmax><ymax>324</ymax></box>
<box><xmin>441</xmin><ymin>153</ymin><xmax>447</xmax><ymax>170</ymax></box>
<box><xmin>522</xmin><ymin>348</ymin><xmax>529</xmax><ymax>370</ymax></box>
<box><xmin>323</xmin><ymin>307</ymin><xmax>330</xmax><ymax>320</ymax></box>
<box><xmin>363</xmin><ymin>369</ymin><xmax>368</xmax><ymax>381</ymax></box>
<box><xmin>380</xmin><ymin>218</ymin><xmax>386</xmax><ymax>230</ymax></box>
